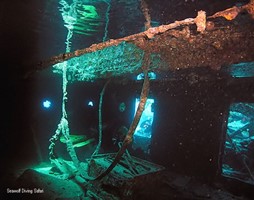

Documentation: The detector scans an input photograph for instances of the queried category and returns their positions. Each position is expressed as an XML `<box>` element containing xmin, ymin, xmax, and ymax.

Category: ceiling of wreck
<box><xmin>1</xmin><ymin>0</ymin><xmax>254</xmax><ymax>80</ymax></box>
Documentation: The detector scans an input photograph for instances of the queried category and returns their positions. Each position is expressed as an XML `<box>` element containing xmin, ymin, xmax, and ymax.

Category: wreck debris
<box><xmin>245</xmin><ymin>0</ymin><xmax>254</xmax><ymax>18</ymax></box>
<box><xmin>36</xmin><ymin>10</ymin><xmax>204</xmax><ymax>68</ymax></box>
<box><xmin>31</xmin><ymin>1</ymin><xmax>254</xmax><ymax>79</ymax></box>
<box><xmin>94</xmin><ymin>53</ymin><xmax>151</xmax><ymax>181</ymax></box>
<box><xmin>209</xmin><ymin>6</ymin><xmax>242</xmax><ymax>21</ymax></box>
<box><xmin>194</xmin><ymin>10</ymin><xmax>206</xmax><ymax>33</ymax></box>
<box><xmin>208</xmin><ymin>0</ymin><xmax>254</xmax><ymax>20</ymax></box>
<box><xmin>140</xmin><ymin>0</ymin><xmax>152</xmax><ymax>29</ymax></box>
<box><xmin>91</xmin><ymin>79</ymin><xmax>111</xmax><ymax>158</ymax></box>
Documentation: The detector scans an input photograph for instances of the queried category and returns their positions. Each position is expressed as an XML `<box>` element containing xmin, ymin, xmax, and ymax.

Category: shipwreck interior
<box><xmin>1</xmin><ymin>0</ymin><xmax>254</xmax><ymax>199</ymax></box>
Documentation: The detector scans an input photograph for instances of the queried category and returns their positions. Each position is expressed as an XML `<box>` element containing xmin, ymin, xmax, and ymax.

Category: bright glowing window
<box><xmin>134</xmin><ymin>98</ymin><xmax>154</xmax><ymax>138</ymax></box>
<box><xmin>42</xmin><ymin>99</ymin><xmax>52</xmax><ymax>109</ymax></box>
<box><xmin>132</xmin><ymin>98</ymin><xmax>155</xmax><ymax>154</ymax></box>
<box><xmin>222</xmin><ymin>103</ymin><xmax>254</xmax><ymax>184</ymax></box>
<box><xmin>137</xmin><ymin>72</ymin><xmax>157</xmax><ymax>80</ymax></box>
<box><xmin>88</xmin><ymin>101</ymin><xmax>94</xmax><ymax>107</ymax></box>
<box><xmin>225</xmin><ymin>62</ymin><xmax>254</xmax><ymax>78</ymax></box>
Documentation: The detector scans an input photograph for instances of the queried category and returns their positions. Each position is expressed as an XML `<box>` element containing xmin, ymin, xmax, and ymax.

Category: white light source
<box><xmin>134</xmin><ymin>98</ymin><xmax>154</xmax><ymax>138</ymax></box>
<box><xmin>137</xmin><ymin>72</ymin><xmax>157</xmax><ymax>80</ymax></box>
<box><xmin>42</xmin><ymin>100</ymin><xmax>52</xmax><ymax>109</ymax></box>
<box><xmin>88</xmin><ymin>101</ymin><xmax>94</xmax><ymax>107</ymax></box>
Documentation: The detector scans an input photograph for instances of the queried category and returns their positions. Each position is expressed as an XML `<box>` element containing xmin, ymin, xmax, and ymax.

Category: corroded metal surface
<box><xmin>34</xmin><ymin>2</ymin><xmax>254</xmax><ymax>79</ymax></box>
